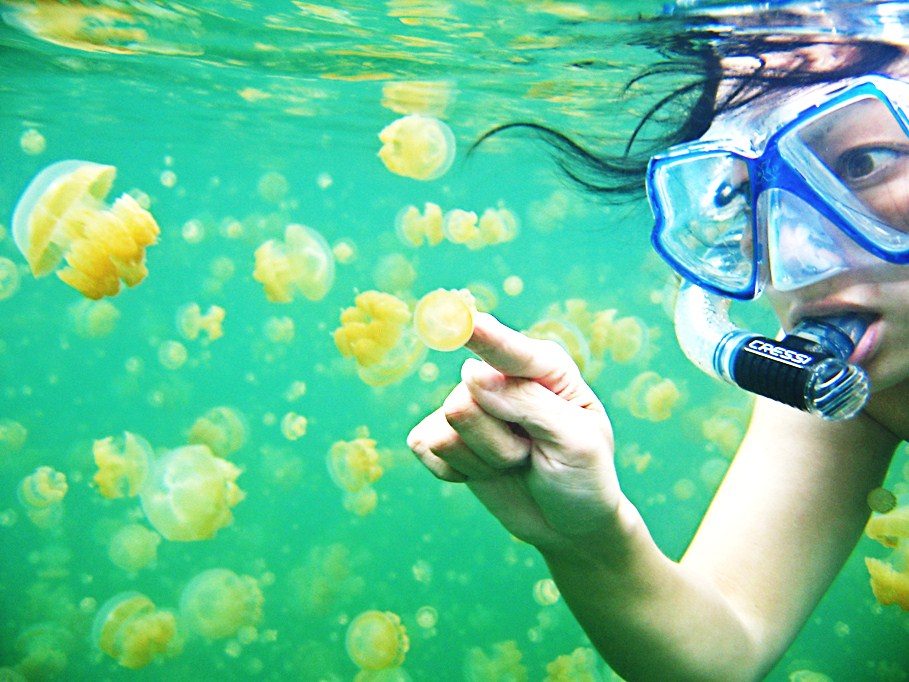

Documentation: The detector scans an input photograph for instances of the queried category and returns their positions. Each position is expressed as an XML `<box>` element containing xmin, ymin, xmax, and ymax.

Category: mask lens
<box><xmin>791</xmin><ymin>95</ymin><xmax>909</xmax><ymax>254</ymax></box>
<box><xmin>651</xmin><ymin>152</ymin><xmax>755</xmax><ymax>296</ymax></box>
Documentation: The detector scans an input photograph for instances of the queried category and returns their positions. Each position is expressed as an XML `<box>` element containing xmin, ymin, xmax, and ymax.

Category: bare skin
<box><xmin>408</xmin><ymin>313</ymin><xmax>902</xmax><ymax>681</ymax></box>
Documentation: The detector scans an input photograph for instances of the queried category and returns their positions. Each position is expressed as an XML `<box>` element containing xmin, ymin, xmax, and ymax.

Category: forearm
<box><xmin>541</xmin><ymin>498</ymin><xmax>768</xmax><ymax>682</ymax></box>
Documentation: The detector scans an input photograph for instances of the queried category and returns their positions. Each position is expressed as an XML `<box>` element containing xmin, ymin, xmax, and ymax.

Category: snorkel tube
<box><xmin>674</xmin><ymin>281</ymin><xmax>871</xmax><ymax>420</ymax></box>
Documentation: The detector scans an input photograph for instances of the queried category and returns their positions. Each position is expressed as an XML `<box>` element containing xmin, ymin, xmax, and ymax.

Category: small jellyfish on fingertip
<box><xmin>413</xmin><ymin>288</ymin><xmax>476</xmax><ymax>352</ymax></box>
<box><xmin>378</xmin><ymin>114</ymin><xmax>456</xmax><ymax>181</ymax></box>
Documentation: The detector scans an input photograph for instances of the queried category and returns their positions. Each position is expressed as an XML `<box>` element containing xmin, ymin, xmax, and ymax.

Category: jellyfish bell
<box><xmin>91</xmin><ymin>592</ymin><xmax>182</xmax><ymax>669</ymax></box>
<box><xmin>92</xmin><ymin>431</ymin><xmax>154</xmax><ymax>499</ymax></box>
<box><xmin>378</xmin><ymin>114</ymin><xmax>456</xmax><ymax>181</ymax></box>
<box><xmin>188</xmin><ymin>406</ymin><xmax>247</xmax><ymax>458</ymax></box>
<box><xmin>18</xmin><ymin>465</ymin><xmax>67</xmax><ymax>528</ymax></box>
<box><xmin>108</xmin><ymin>523</ymin><xmax>161</xmax><ymax>572</ymax></box>
<box><xmin>345</xmin><ymin>610</ymin><xmax>409</xmax><ymax>670</ymax></box>
<box><xmin>139</xmin><ymin>444</ymin><xmax>244</xmax><ymax>542</ymax></box>
<box><xmin>179</xmin><ymin>568</ymin><xmax>263</xmax><ymax>639</ymax></box>
<box><xmin>12</xmin><ymin>160</ymin><xmax>159</xmax><ymax>298</ymax></box>
<box><xmin>253</xmin><ymin>223</ymin><xmax>335</xmax><ymax>303</ymax></box>
<box><xmin>413</xmin><ymin>288</ymin><xmax>476</xmax><ymax>352</ymax></box>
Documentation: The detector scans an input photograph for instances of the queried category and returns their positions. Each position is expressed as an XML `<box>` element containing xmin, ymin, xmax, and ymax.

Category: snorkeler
<box><xmin>407</xmin><ymin>1</ymin><xmax>909</xmax><ymax>679</ymax></box>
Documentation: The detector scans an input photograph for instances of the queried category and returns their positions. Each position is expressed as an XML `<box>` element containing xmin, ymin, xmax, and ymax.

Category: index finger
<box><xmin>466</xmin><ymin>312</ymin><xmax>572</xmax><ymax>380</ymax></box>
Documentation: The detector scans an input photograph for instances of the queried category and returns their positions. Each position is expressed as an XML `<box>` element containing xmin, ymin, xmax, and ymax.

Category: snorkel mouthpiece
<box><xmin>675</xmin><ymin>282</ymin><xmax>871</xmax><ymax>420</ymax></box>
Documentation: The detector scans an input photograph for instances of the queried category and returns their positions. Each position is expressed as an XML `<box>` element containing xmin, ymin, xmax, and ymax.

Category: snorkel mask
<box><xmin>649</xmin><ymin>0</ymin><xmax>909</xmax><ymax>419</ymax></box>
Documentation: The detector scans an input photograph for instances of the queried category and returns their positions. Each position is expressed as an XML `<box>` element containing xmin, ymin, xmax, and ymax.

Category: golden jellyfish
<box><xmin>442</xmin><ymin>208</ymin><xmax>480</xmax><ymax>245</ymax></box>
<box><xmin>413</xmin><ymin>288</ymin><xmax>476</xmax><ymax>352</ymax></box>
<box><xmin>525</xmin><ymin>317</ymin><xmax>594</xmax><ymax>379</ymax></box>
<box><xmin>395</xmin><ymin>202</ymin><xmax>444</xmax><ymax>247</ymax></box>
<box><xmin>12</xmin><ymin>160</ymin><xmax>160</xmax><ymax>299</ymax></box>
<box><xmin>378</xmin><ymin>114</ymin><xmax>456</xmax><ymax>181</ymax></box>
<box><xmin>543</xmin><ymin>647</ymin><xmax>602</xmax><ymax>682</ymax></box>
<box><xmin>345</xmin><ymin>610</ymin><xmax>409</xmax><ymax>670</ymax></box>
<box><xmin>614</xmin><ymin>371</ymin><xmax>681</xmax><ymax>422</ymax></box>
<box><xmin>176</xmin><ymin>302</ymin><xmax>225</xmax><ymax>341</ymax></box>
<box><xmin>333</xmin><ymin>238</ymin><xmax>357</xmax><ymax>264</ymax></box>
<box><xmin>373</xmin><ymin>252</ymin><xmax>418</xmax><ymax>294</ymax></box>
<box><xmin>0</xmin><ymin>256</ymin><xmax>21</xmax><ymax>300</ymax></box>
<box><xmin>91</xmin><ymin>592</ymin><xmax>182</xmax><ymax>669</ymax></box>
<box><xmin>701</xmin><ymin>406</ymin><xmax>748</xmax><ymax>457</ymax></box>
<box><xmin>18</xmin><ymin>465</ymin><xmax>67</xmax><ymax>528</ymax></box>
<box><xmin>0</xmin><ymin>417</ymin><xmax>28</xmax><ymax>454</ymax></box>
<box><xmin>139</xmin><ymin>444</ymin><xmax>244</xmax><ymax>541</ymax></box>
<box><xmin>264</xmin><ymin>315</ymin><xmax>295</xmax><ymax>343</ymax></box>
<box><xmin>502</xmin><ymin>275</ymin><xmax>524</xmax><ymax>297</ymax></box>
<box><xmin>20</xmin><ymin>127</ymin><xmax>47</xmax><ymax>155</ymax></box>
<box><xmin>590</xmin><ymin>309</ymin><xmax>647</xmax><ymax>364</ymax></box>
<box><xmin>327</xmin><ymin>432</ymin><xmax>383</xmax><ymax>515</ymax></box>
<box><xmin>477</xmin><ymin>207</ymin><xmax>519</xmax><ymax>246</ymax></box>
<box><xmin>290</xmin><ymin>543</ymin><xmax>364</xmax><ymax>617</ymax></box>
<box><xmin>69</xmin><ymin>298</ymin><xmax>120</xmax><ymax>337</ymax></box>
<box><xmin>157</xmin><ymin>339</ymin><xmax>188</xmax><ymax>370</ymax></box>
<box><xmin>179</xmin><ymin>568</ymin><xmax>263</xmax><ymax>639</ymax></box>
<box><xmin>864</xmin><ymin>502</ymin><xmax>909</xmax><ymax>609</ymax></box>
<box><xmin>108</xmin><ymin>523</ymin><xmax>161</xmax><ymax>572</ymax></box>
<box><xmin>789</xmin><ymin>671</ymin><xmax>833</xmax><ymax>682</ymax></box>
<box><xmin>281</xmin><ymin>411</ymin><xmax>308</xmax><ymax>441</ymax></box>
<box><xmin>92</xmin><ymin>431</ymin><xmax>154</xmax><ymax>499</ymax></box>
<box><xmin>333</xmin><ymin>290</ymin><xmax>426</xmax><ymax>386</ymax></box>
<box><xmin>188</xmin><ymin>405</ymin><xmax>247</xmax><ymax>458</ymax></box>
<box><xmin>253</xmin><ymin>222</ymin><xmax>335</xmax><ymax>302</ymax></box>
<box><xmin>257</xmin><ymin>170</ymin><xmax>289</xmax><ymax>204</ymax></box>
<box><xmin>381</xmin><ymin>80</ymin><xmax>455</xmax><ymax>117</ymax></box>
<box><xmin>14</xmin><ymin>622</ymin><xmax>71</xmax><ymax>680</ymax></box>
<box><xmin>464</xmin><ymin>640</ymin><xmax>528</xmax><ymax>682</ymax></box>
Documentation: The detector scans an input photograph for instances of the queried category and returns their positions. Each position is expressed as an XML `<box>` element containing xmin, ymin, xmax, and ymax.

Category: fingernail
<box><xmin>461</xmin><ymin>357</ymin><xmax>504</xmax><ymax>391</ymax></box>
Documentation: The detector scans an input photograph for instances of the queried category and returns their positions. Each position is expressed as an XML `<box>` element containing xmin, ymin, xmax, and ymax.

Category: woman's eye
<box><xmin>836</xmin><ymin>146</ymin><xmax>904</xmax><ymax>185</ymax></box>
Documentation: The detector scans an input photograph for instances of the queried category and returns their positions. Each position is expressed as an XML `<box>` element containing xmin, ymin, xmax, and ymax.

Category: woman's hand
<box><xmin>407</xmin><ymin>313</ymin><xmax>623</xmax><ymax>554</ymax></box>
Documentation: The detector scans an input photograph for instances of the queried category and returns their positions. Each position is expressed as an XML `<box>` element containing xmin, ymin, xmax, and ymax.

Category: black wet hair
<box><xmin>471</xmin><ymin>17</ymin><xmax>905</xmax><ymax>200</ymax></box>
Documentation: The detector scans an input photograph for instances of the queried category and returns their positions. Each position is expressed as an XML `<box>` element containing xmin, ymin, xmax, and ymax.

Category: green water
<box><xmin>0</xmin><ymin>1</ymin><xmax>907</xmax><ymax>680</ymax></box>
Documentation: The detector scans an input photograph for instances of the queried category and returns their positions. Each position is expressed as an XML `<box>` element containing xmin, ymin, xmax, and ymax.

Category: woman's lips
<box><xmin>848</xmin><ymin>317</ymin><xmax>880</xmax><ymax>365</ymax></box>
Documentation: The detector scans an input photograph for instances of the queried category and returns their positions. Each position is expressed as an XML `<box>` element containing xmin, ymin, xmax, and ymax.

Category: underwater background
<box><xmin>0</xmin><ymin>1</ymin><xmax>907</xmax><ymax>680</ymax></box>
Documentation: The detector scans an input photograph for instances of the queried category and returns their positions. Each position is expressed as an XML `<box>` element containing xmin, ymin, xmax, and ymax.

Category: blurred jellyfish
<box><xmin>701</xmin><ymin>406</ymin><xmax>748</xmax><ymax>457</ymax></box>
<box><xmin>381</xmin><ymin>80</ymin><xmax>455</xmax><ymax>117</ymax></box>
<box><xmin>157</xmin><ymin>340</ymin><xmax>188</xmax><ymax>370</ymax></box>
<box><xmin>864</xmin><ymin>502</ymin><xmax>909</xmax><ymax>609</ymax></box>
<box><xmin>413</xmin><ymin>288</ymin><xmax>476</xmax><ymax>352</ymax></box>
<box><xmin>614</xmin><ymin>371</ymin><xmax>681</xmax><ymax>422</ymax></box>
<box><xmin>0</xmin><ymin>257</ymin><xmax>21</xmax><ymax>300</ymax></box>
<box><xmin>188</xmin><ymin>405</ymin><xmax>247</xmax><ymax>458</ymax></box>
<box><xmin>179</xmin><ymin>568</ymin><xmax>263</xmax><ymax>639</ymax></box>
<box><xmin>591</xmin><ymin>310</ymin><xmax>647</xmax><ymax>364</ymax></box>
<box><xmin>69</xmin><ymin>298</ymin><xmax>120</xmax><ymax>337</ymax></box>
<box><xmin>0</xmin><ymin>418</ymin><xmax>27</xmax><ymax>454</ymax></box>
<box><xmin>290</xmin><ymin>543</ymin><xmax>364</xmax><ymax>617</ymax></box>
<box><xmin>543</xmin><ymin>647</ymin><xmax>602</xmax><ymax>682</ymax></box>
<box><xmin>333</xmin><ymin>238</ymin><xmax>357</xmax><ymax>264</ymax></box>
<box><xmin>373</xmin><ymin>252</ymin><xmax>417</xmax><ymax>294</ymax></box>
<box><xmin>12</xmin><ymin>160</ymin><xmax>160</xmax><ymax>298</ymax></box>
<box><xmin>20</xmin><ymin>128</ymin><xmax>46</xmax><ymax>155</ymax></box>
<box><xmin>92</xmin><ymin>431</ymin><xmax>154</xmax><ymax>498</ymax></box>
<box><xmin>333</xmin><ymin>290</ymin><xmax>426</xmax><ymax>386</ymax></box>
<box><xmin>92</xmin><ymin>592</ymin><xmax>182</xmax><ymax>669</ymax></box>
<box><xmin>264</xmin><ymin>315</ymin><xmax>295</xmax><ymax>343</ymax></box>
<box><xmin>327</xmin><ymin>432</ymin><xmax>383</xmax><ymax>516</ymax></box>
<box><xmin>108</xmin><ymin>523</ymin><xmax>161</xmax><ymax>572</ymax></box>
<box><xmin>532</xmin><ymin>578</ymin><xmax>560</xmax><ymax>606</ymax></box>
<box><xmin>18</xmin><ymin>465</ymin><xmax>67</xmax><ymax>528</ymax></box>
<box><xmin>442</xmin><ymin>209</ymin><xmax>479</xmax><ymax>245</ymax></box>
<box><xmin>466</xmin><ymin>281</ymin><xmax>497</xmax><ymax>313</ymax></box>
<box><xmin>281</xmin><ymin>411</ymin><xmax>308</xmax><ymax>441</ymax></box>
<box><xmin>525</xmin><ymin>317</ymin><xmax>594</xmax><ymax>380</ymax></box>
<box><xmin>177</xmin><ymin>302</ymin><xmax>225</xmax><ymax>341</ymax></box>
<box><xmin>253</xmin><ymin>223</ymin><xmax>335</xmax><ymax>302</ymax></box>
<box><xmin>355</xmin><ymin>668</ymin><xmax>414</xmax><ymax>682</ymax></box>
<box><xmin>345</xmin><ymin>610</ymin><xmax>409</xmax><ymax>670</ymax></box>
<box><xmin>14</xmin><ymin>622</ymin><xmax>71</xmax><ymax>680</ymax></box>
<box><xmin>464</xmin><ymin>640</ymin><xmax>527</xmax><ymax>682</ymax></box>
<box><xmin>257</xmin><ymin>170</ymin><xmax>289</xmax><ymax>204</ymax></box>
<box><xmin>477</xmin><ymin>207</ymin><xmax>519</xmax><ymax>246</ymax></box>
<box><xmin>502</xmin><ymin>275</ymin><xmax>523</xmax><ymax>297</ymax></box>
<box><xmin>789</xmin><ymin>671</ymin><xmax>833</xmax><ymax>682</ymax></box>
<box><xmin>378</xmin><ymin>114</ymin><xmax>455</xmax><ymax>181</ymax></box>
<box><xmin>139</xmin><ymin>444</ymin><xmax>244</xmax><ymax>541</ymax></box>
<box><xmin>395</xmin><ymin>202</ymin><xmax>444</xmax><ymax>247</ymax></box>
<box><xmin>868</xmin><ymin>487</ymin><xmax>898</xmax><ymax>514</ymax></box>
<box><xmin>284</xmin><ymin>380</ymin><xmax>307</xmax><ymax>401</ymax></box>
